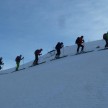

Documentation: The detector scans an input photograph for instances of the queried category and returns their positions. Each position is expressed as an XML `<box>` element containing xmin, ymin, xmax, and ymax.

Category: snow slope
<box><xmin>0</xmin><ymin>40</ymin><xmax>108</xmax><ymax>108</ymax></box>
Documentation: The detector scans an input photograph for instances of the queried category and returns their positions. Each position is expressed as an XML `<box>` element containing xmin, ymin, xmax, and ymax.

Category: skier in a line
<box><xmin>15</xmin><ymin>55</ymin><xmax>24</xmax><ymax>71</ymax></box>
<box><xmin>103</xmin><ymin>32</ymin><xmax>108</xmax><ymax>48</ymax></box>
<box><xmin>55</xmin><ymin>42</ymin><xmax>64</xmax><ymax>58</ymax></box>
<box><xmin>33</xmin><ymin>48</ymin><xmax>43</xmax><ymax>65</ymax></box>
<box><xmin>75</xmin><ymin>36</ymin><xmax>85</xmax><ymax>53</ymax></box>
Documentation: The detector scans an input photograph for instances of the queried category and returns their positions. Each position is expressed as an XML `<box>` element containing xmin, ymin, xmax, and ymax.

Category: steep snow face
<box><xmin>0</xmin><ymin>40</ymin><xmax>108</xmax><ymax>108</ymax></box>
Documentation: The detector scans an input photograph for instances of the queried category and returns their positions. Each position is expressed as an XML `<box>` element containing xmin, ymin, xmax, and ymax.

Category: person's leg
<box><xmin>58</xmin><ymin>49</ymin><xmax>60</xmax><ymax>57</ymax></box>
<box><xmin>33</xmin><ymin>60</ymin><xmax>36</xmax><ymax>66</ymax></box>
<box><xmin>77</xmin><ymin>44</ymin><xmax>80</xmax><ymax>53</ymax></box>
<box><xmin>106</xmin><ymin>40</ymin><xmax>108</xmax><ymax>47</ymax></box>
<box><xmin>33</xmin><ymin>55</ymin><xmax>38</xmax><ymax>65</ymax></box>
<box><xmin>81</xmin><ymin>44</ymin><xmax>84</xmax><ymax>52</ymax></box>
<box><xmin>105</xmin><ymin>39</ymin><xmax>107</xmax><ymax>48</ymax></box>
<box><xmin>55</xmin><ymin>49</ymin><xmax>59</xmax><ymax>58</ymax></box>
<box><xmin>16</xmin><ymin>62</ymin><xmax>19</xmax><ymax>71</ymax></box>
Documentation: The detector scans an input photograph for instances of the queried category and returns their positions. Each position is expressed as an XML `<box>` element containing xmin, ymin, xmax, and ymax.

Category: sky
<box><xmin>0</xmin><ymin>40</ymin><xmax>108</xmax><ymax>108</ymax></box>
<box><xmin>0</xmin><ymin>0</ymin><xmax>108</xmax><ymax>69</ymax></box>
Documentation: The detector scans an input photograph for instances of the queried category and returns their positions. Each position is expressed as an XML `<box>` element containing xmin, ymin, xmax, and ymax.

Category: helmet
<box><xmin>81</xmin><ymin>36</ymin><xmax>83</xmax><ymax>38</ymax></box>
<box><xmin>20</xmin><ymin>55</ymin><xmax>22</xmax><ymax>57</ymax></box>
<box><xmin>40</xmin><ymin>48</ymin><xmax>43</xmax><ymax>51</ymax></box>
<box><xmin>61</xmin><ymin>42</ymin><xmax>63</xmax><ymax>44</ymax></box>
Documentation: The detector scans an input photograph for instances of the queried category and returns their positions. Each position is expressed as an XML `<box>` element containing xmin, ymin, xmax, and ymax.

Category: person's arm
<box><xmin>21</xmin><ymin>57</ymin><xmax>24</xmax><ymax>60</ymax></box>
<box><xmin>82</xmin><ymin>39</ymin><xmax>84</xmax><ymax>43</ymax></box>
<box><xmin>39</xmin><ymin>53</ymin><xmax>42</xmax><ymax>56</ymax></box>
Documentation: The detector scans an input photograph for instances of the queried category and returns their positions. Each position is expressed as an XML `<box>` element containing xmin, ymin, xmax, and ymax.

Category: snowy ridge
<box><xmin>0</xmin><ymin>39</ymin><xmax>108</xmax><ymax>108</ymax></box>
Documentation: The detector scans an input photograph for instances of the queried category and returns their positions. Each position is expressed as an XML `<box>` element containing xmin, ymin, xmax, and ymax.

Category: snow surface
<box><xmin>0</xmin><ymin>40</ymin><xmax>108</xmax><ymax>108</ymax></box>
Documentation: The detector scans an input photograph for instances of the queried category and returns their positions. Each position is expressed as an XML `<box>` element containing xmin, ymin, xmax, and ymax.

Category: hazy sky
<box><xmin>0</xmin><ymin>0</ymin><xmax>108</xmax><ymax>69</ymax></box>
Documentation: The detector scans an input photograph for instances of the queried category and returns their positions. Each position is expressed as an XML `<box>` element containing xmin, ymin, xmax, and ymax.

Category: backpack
<box><xmin>55</xmin><ymin>42</ymin><xmax>60</xmax><ymax>50</ymax></box>
<box><xmin>34</xmin><ymin>50</ymin><xmax>41</xmax><ymax>55</ymax></box>
<box><xmin>75</xmin><ymin>37</ymin><xmax>80</xmax><ymax>44</ymax></box>
<box><xmin>103</xmin><ymin>34</ymin><xmax>106</xmax><ymax>40</ymax></box>
<box><xmin>15</xmin><ymin>56</ymin><xmax>20</xmax><ymax>62</ymax></box>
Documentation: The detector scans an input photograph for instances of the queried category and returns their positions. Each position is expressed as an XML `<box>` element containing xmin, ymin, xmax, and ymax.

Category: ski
<box><xmin>50</xmin><ymin>55</ymin><xmax>68</xmax><ymax>61</ymax></box>
<box><xmin>29</xmin><ymin>61</ymin><xmax>46</xmax><ymax>67</ymax></box>
<box><xmin>71</xmin><ymin>50</ymin><xmax>94</xmax><ymax>56</ymax></box>
<box><xmin>98</xmin><ymin>48</ymin><xmax>108</xmax><ymax>51</ymax></box>
<box><xmin>11</xmin><ymin>68</ymin><xmax>26</xmax><ymax>73</ymax></box>
<box><xmin>76</xmin><ymin>50</ymin><xmax>94</xmax><ymax>55</ymax></box>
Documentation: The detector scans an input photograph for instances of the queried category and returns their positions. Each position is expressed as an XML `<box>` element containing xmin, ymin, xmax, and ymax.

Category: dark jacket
<box><xmin>103</xmin><ymin>33</ymin><xmax>108</xmax><ymax>40</ymax></box>
<box><xmin>55</xmin><ymin>42</ymin><xmax>63</xmax><ymax>50</ymax></box>
<box><xmin>34</xmin><ymin>49</ymin><xmax>42</xmax><ymax>56</ymax></box>
<box><xmin>15</xmin><ymin>56</ymin><xmax>23</xmax><ymax>63</ymax></box>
